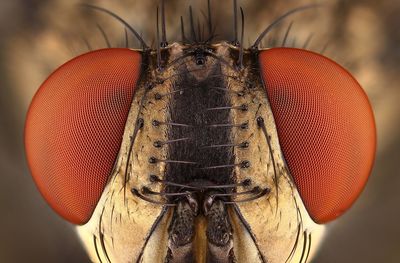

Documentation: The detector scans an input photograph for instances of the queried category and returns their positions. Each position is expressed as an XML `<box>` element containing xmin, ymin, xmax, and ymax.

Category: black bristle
<box><xmin>252</xmin><ymin>4</ymin><xmax>320</xmax><ymax>49</ymax></box>
<box><xmin>82</xmin><ymin>4</ymin><xmax>148</xmax><ymax>50</ymax></box>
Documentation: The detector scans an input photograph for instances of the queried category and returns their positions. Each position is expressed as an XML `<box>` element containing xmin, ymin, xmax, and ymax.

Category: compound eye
<box><xmin>259</xmin><ymin>48</ymin><xmax>376</xmax><ymax>223</ymax></box>
<box><xmin>25</xmin><ymin>48</ymin><xmax>142</xmax><ymax>224</ymax></box>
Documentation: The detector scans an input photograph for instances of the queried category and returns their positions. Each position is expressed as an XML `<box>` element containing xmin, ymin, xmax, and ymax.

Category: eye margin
<box><xmin>24</xmin><ymin>48</ymin><xmax>143</xmax><ymax>225</ymax></box>
<box><xmin>258</xmin><ymin>47</ymin><xmax>377</xmax><ymax>224</ymax></box>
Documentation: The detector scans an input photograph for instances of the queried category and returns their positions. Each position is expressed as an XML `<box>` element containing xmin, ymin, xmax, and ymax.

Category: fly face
<box><xmin>76</xmin><ymin>41</ymin><xmax>326</xmax><ymax>263</ymax></box>
<box><xmin>24</xmin><ymin>1</ymin><xmax>376</xmax><ymax>263</ymax></box>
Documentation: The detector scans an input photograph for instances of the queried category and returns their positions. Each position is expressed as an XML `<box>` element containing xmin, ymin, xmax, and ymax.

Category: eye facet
<box><xmin>259</xmin><ymin>48</ymin><xmax>376</xmax><ymax>223</ymax></box>
<box><xmin>24</xmin><ymin>48</ymin><xmax>142</xmax><ymax>224</ymax></box>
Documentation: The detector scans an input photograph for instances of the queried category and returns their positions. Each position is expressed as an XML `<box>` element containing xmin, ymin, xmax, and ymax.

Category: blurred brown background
<box><xmin>0</xmin><ymin>0</ymin><xmax>399</xmax><ymax>262</ymax></box>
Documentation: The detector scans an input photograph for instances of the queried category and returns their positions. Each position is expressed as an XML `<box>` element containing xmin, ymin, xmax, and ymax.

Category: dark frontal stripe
<box><xmin>166</xmin><ymin>64</ymin><xmax>234</xmax><ymax>187</ymax></box>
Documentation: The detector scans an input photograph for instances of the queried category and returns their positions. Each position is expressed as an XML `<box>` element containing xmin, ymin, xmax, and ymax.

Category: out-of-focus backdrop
<box><xmin>0</xmin><ymin>0</ymin><xmax>398</xmax><ymax>262</ymax></box>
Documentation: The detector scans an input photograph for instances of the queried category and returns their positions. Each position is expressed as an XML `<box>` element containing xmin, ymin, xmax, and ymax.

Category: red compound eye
<box><xmin>259</xmin><ymin>48</ymin><xmax>376</xmax><ymax>223</ymax></box>
<box><xmin>25</xmin><ymin>48</ymin><xmax>141</xmax><ymax>224</ymax></box>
